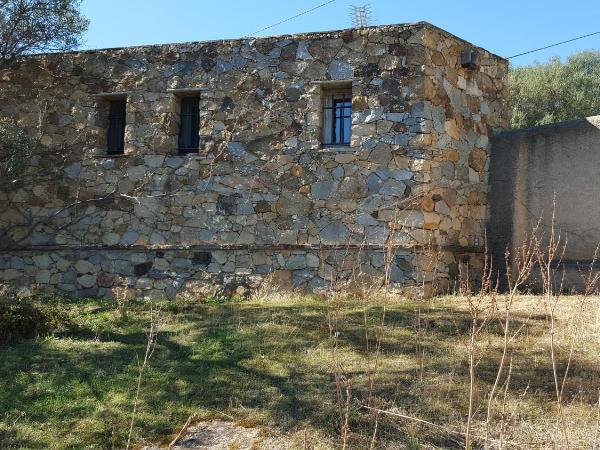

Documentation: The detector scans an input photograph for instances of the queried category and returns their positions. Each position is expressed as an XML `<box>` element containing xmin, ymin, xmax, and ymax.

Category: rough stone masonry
<box><xmin>0</xmin><ymin>22</ymin><xmax>507</xmax><ymax>298</ymax></box>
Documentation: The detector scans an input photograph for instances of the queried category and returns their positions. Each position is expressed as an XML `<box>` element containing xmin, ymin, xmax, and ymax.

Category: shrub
<box><xmin>203</xmin><ymin>294</ymin><xmax>246</xmax><ymax>304</ymax></box>
<box><xmin>0</xmin><ymin>117</ymin><xmax>34</xmax><ymax>188</ymax></box>
<box><xmin>204</xmin><ymin>294</ymin><xmax>230</xmax><ymax>304</ymax></box>
<box><xmin>0</xmin><ymin>292</ymin><xmax>67</xmax><ymax>346</ymax></box>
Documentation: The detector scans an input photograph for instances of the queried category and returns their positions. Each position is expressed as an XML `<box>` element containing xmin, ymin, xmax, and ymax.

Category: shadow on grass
<box><xmin>0</xmin><ymin>299</ymin><xmax>598</xmax><ymax>449</ymax></box>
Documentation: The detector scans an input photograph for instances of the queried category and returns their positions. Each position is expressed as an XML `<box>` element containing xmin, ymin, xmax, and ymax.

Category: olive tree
<box><xmin>509</xmin><ymin>51</ymin><xmax>600</xmax><ymax>128</ymax></box>
<box><xmin>0</xmin><ymin>0</ymin><xmax>88</xmax><ymax>63</ymax></box>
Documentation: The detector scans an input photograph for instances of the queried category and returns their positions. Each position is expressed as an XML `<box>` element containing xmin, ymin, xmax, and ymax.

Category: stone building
<box><xmin>0</xmin><ymin>22</ymin><xmax>507</xmax><ymax>298</ymax></box>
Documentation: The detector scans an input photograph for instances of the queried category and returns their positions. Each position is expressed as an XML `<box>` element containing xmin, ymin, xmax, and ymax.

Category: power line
<box><xmin>244</xmin><ymin>0</ymin><xmax>337</xmax><ymax>38</ymax></box>
<box><xmin>508</xmin><ymin>31</ymin><xmax>600</xmax><ymax>59</ymax></box>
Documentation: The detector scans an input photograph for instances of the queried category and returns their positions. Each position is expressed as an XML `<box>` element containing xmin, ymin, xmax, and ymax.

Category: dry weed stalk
<box><xmin>169</xmin><ymin>413</ymin><xmax>196</xmax><ymax>449</ymax></box>
<box><xmin>497</xmin><ymin>356</ymin><xmax>513</xmax><ymax>449</ymax></box>
<box><xmin>324</xmin><ymin>280</ymin><xmax>349</xmax><ymax>443</ymax></box>
<box><xmin>594</xmin><ymin>389</ymin><xmax>600</xmax><ymax>450</ymax></box>
<box><xmin>126</xmin><ymin>303</ymin><xmax>160</xmax><ymax>450</ymax></box>
<box><xmin>484</xmin><ymin>225</ymin><xmax>539</xmax><ymax>447</ymax></box>
<box><xmin>414</xmin><ymin>307</ymin><xmax>425</xmax><ymax>386</ymax></box>
<box><xmin>532</xmin><ymin>197</ymin><xmax>573</xmax><ymax>449</ymax></box>
<box><xmin>461</xmin><ymin>239</ymin><xmax>498</xmax><ymax>449</ymax></box>
<box><xmin>341</xmin><ymin>375</ymin><xmax>352</xmax><ymax>450</ymax></box>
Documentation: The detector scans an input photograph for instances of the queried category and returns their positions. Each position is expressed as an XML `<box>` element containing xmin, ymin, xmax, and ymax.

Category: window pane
<box><xmin>323</xmin><ymin>106</ymin><xmax>333</xmax><ymax>144</ymax></box>
<box><xmin>178</xmin><ymin>97</ymin><xmax>199</xmax><ymax>153</ymax></box>
<box><xmin>335</xmin><ymin>117</ymin><xmax>342</xmax><ymax>144</ymax></box>
<box><xmin>107</xmin><ymin>99</ymin><xmax>126</xmax><ymax>154</ymax></box>
<box><xmin>322</xmin><ymin>87</ymin><xmax>352</xmax><ymax>146</ymax></box>
<box><xmin>343</xmin><ymin>117</ymin><xmax>351</xmax><ymax>144</ymax></box>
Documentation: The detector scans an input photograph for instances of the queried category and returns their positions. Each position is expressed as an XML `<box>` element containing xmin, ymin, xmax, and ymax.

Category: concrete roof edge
<box><xmin>494</xmin><ymin>115</ymin><xmax>600</xmax><ymax>138</ymax></box>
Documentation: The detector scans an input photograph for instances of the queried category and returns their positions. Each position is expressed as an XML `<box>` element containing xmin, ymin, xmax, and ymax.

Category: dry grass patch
<box><xmin>0</xmin><ymin>293</ymin><xmax>598</xmax><ymax>449</ymax></box>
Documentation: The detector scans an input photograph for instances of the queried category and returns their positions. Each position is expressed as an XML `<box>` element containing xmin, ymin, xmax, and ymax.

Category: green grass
<box><xmin>0</xmin><ymin>293</ymin><xmax>598</xmax><ymax>449</ymax></box>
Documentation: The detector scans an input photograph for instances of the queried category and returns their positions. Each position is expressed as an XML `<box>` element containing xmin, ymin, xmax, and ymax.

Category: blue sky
<box><xmin>80</xmin><ymin>0</ymin><xmax>600</xmax><ymax>67</ymax></box>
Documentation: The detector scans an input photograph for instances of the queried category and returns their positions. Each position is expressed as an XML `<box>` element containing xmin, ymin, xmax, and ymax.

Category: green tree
<box><xmin>0</xmin><ymin>117</ymin><xmax>35</xmax><ymax>187</ymax></box>
<box><xmin>509</xmin><ymin>51</ymin><xmax>600</xmax><ymax>129</ymax></box>
<box><xmin>0</xmin><ymin>0</ymin><xmax>88</xmax><ymax>62</ymax></box>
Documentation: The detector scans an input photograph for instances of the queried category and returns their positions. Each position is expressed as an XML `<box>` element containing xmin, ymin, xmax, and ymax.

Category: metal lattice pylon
<box><xmin>350</xmin><ymin>4</ymin><xmax>372</xmax><ymax>28</ymax></box>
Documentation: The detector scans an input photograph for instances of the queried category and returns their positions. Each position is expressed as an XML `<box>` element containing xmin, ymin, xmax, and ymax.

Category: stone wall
<box><xmin>0</xmin><ymin>22</ymin><xmax>507</xmax><ymax>298</ymax></box>
<box><xmin>489</xmin><ymin>116</ymin><xmax>600</xmax><ymax>290</ymax></box>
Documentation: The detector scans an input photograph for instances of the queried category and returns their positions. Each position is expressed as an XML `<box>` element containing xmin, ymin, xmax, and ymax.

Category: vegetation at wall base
<box><xmin>0</xmin><ymin>292</ymin><xmax>67</xmax><ymax>346</ymax></box>
<box><xmin>0</xmin><ymin>291</ymin><xmax>598</xmax><ymax>449</ymax></box>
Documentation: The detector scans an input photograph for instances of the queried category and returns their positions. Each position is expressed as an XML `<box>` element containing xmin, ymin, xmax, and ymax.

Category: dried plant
<box><xmin>126</xmin><ymin>303</ymin><xmax>161</xmax><ymax>450</ymax></box>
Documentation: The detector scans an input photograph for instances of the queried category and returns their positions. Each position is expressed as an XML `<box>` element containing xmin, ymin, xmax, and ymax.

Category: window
<box><xmin>106</xmin><ymin>99</ymin><xmax>126</xmax><ymax>154</ymax></box>
<box><xmin>323</xmin><ymin>88</ymin><xmax>352</xmax><ymax>146</ymax></box>
<box><xmin>178</xmin><ymin>97</ymin><xmax>200</xmax><ymax>153</ymax></box>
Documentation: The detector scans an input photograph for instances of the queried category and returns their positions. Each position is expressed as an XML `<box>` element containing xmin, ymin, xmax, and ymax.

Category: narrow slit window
<box><xmin>178</xmin><ymin>97</ymin><xmax>200</xmax><ymax>153</ymax></box>
<box><xmin>106</xmin><ymin>99</ymin><xmax>126</xmax><ymax>154</ymax></box>
<box><xmin>323</xmin><ymin>88</ymin><xmax>352</xmax><ymax>146</ymax></box>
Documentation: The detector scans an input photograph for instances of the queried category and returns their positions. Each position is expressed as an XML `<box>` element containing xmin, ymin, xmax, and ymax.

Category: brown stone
<box><xmin>421</xmin><ymin>196</ymin><xmax>435</xmax><ymax>212</ymax></box>
<box><xmin>335</xmin><ymin>154</ymin><xmax>356</xmax><ymax>164</ymax></box>
<box><xmin>254</xmin><ymin>201</ymin><xmax>271</xmax><ymax>213</ymax></box>
<box><xmin>469</xmin><ymin>148</ymin><xmax>487</xmax><ymax>172</ymax></box>
<box><xmin>97</xmin><ymin>271</ymin><xmax>115</xmax><ymax>288</ymax></box>
<box><xmin>444</xmin><ymin>119</ymin><xmax>461</xmax><ymax>140</ymax></box>
<box><xmin>442</xmin><ymin>149</ymin><xmax>460</xmax><ymax>162</ymax></box>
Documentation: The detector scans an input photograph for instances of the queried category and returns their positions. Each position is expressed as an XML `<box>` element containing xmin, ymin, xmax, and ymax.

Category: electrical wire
<box><xmin>508</xmin><ymin>31</ymin><xmax>600</xmax><ymax>59</ymax></box>
<box><xmin>243</xmin><ymin>0</ymin><xmax>337</xmax><ymax>38</ymax></box>
<box><xmin>244</xmin><ymin>4</ymin><xmax>598</xmax><ymax>60</ymax></box>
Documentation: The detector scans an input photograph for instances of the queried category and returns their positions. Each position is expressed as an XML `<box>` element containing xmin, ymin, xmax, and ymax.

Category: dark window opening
<box><xmin>178</xmin><ymin>97</ymin><xmax>200</xmax><ymax>153</ymax></box>
<box><xmin>323</xmin><ymin>90</ymin><xmax>352</xmax><ymax>146</ymax></box>
<box><xmin>107</xmin><ymin>99</ymin><xmax>126</xmax><ymax>154</ymax></box>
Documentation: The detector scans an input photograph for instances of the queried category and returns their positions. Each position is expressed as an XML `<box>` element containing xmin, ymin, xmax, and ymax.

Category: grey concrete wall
<box><xmin>488</xmin><ymin>116</ymin><xmax>600</xmax><ymax>290</ymax></box>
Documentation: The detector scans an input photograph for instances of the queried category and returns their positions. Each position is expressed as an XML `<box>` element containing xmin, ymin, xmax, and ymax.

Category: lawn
<box><xmin>0</xmin><ymin>291</ymin><xmax>598</xmax><ymax>449</ymax></box>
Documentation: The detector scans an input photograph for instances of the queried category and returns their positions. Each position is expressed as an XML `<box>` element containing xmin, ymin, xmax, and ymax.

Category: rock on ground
<box><xmin>144</xmin><ymin>420</ymin><xmax>293</xmax><ymax>450</ymax></box>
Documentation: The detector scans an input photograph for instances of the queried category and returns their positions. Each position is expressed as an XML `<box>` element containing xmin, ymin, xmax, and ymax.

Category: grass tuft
<box><xmin>0</xmin><ymin>293</ymin><xmax>598</xmax><ymax>448</ymax></box>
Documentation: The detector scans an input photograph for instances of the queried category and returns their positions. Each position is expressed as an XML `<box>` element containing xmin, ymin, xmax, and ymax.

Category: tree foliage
<box><xmin>0</xmin><ymin>117</ymin><xmax>34</xmax><ymax>186</ymax></box>
<box><xmin>509</xmin><ymin>51</ymin><xmax>600</xmax><ymax>129</ymax></box>
<box><xmin>0</xmin><ymin>0</ymin><xmax>88</xmax><ymax>62</ymax></box>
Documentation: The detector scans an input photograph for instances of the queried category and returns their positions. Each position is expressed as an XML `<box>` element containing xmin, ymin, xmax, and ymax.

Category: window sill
<box><xmin>319</xmin><ymin>145</ymin><xmax>356</xmax><ymax>153</ymax></box>
<box><xmin>177</xmin><ymin>149</ymin><xmax>200</xmax><ymax>155</ymax></box>
<box><xmin>93</xmin><ymin>153</ymin><xmax>129</xmax><ymax>159</ymax></box>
